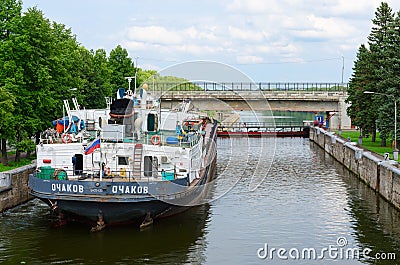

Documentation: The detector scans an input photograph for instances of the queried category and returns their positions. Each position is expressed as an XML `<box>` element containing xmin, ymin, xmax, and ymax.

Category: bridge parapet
<box><xmin>158</xmin><ymin>90</ymin><xmax>348</xmax><ymax>101</ymax></box>
<box><xmin>149</xmin><ymin>82</ymin><xmax>348</xmax><ymax>92</ymax></box>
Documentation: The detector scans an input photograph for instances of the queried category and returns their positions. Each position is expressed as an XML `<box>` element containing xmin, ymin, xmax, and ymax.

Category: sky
<box><xmin>22</xmin><ymin>0</ymin><xmax>400</xmax><ymax>83</ymax></box>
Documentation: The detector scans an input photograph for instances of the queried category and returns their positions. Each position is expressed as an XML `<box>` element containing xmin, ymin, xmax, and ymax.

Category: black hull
<box><xmin>41</xmin><ymin>198</ymin><xmax>175</xmax><ymax>225</ymax></box>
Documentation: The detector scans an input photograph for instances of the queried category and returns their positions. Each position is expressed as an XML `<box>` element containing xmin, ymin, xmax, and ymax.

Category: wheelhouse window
<box><xmin>118</xmin><ymin>156</ymin><xmax>129</xmax><ymax>166</ymax></box>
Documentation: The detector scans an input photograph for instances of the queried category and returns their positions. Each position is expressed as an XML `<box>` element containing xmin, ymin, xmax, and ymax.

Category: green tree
<box><xmin>366</xmin><ymin>2</ymin><xmax>395</xmax><ymax>146</ymax></box>
<box><xmin>0</xmin><ymin>0</ymin><xmax>22</xmax><ymax>40</ymax></box>
<box><xmin>79</xmin><ymin>48</ymin><xmax>112</xmax><ymax>109</ymax></box>
<box><xmin>108</xmin><ymin>45</ymin><xmax>135</xmax><ymax>92</ymax></box>
<box><xmin>3</xmin><ymin>7</ymin><xmax>84</xmax><ymax>161</ymax></box>
<box><xmin>346</xmin><ymin>45</ymin><xmax>378</xmax><ymax>141</ymax></box>
<box><xmin>375</xmin><ymin>10</ymin><xmax>400</xmax><ymax>147</ymax></box>
<box><xmin>0</xmin><ymin>0</ymin><xmax>22</xmax><ymax>164</ymax></box>
<box><xmin>137</xmin><ymin>68</ymin><xmax>158</xmax><ymax>88</ymax></box>
<box><xmin>149</xmin><ymin>75</ymin><xmax>203</xmax><ymax>91</ymax></box>
<box><xmin>0</xmin><ymin>87</ymin><xmax>15</xmax><ymax>165</ymax></box>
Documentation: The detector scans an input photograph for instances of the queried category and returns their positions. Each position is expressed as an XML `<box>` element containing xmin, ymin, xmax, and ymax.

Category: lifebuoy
<box><xmin>151</xmin><ymin>135</ymin><xmax>161</xmax><ymax>145</ymax></box>
<box><xmin>61</xmin><ymin>133</ymin><xmax>72</xmax><ymax>144</ymax></box>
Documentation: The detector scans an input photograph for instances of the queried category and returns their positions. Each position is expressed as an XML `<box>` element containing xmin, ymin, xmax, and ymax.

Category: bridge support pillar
<box><xmin>328</xmin><ymin>96</ymin><xmax>352</xmax><ymax>130</ymax></box>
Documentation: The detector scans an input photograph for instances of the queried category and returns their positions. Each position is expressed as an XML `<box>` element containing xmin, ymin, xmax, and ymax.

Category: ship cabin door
<box><xmin>73</xmin><ymin>154</ymin><xmax>83</xmax><ymax>175</ymax></box>
<box><xmin>147</xmin><ymin>113</ymin><xmax>158</xmax><ymax>132</ymax></box>
<box><xmin>144</xmin><ymin>156</ymin><xmax>158</xmax><ymax>177</ymax></box>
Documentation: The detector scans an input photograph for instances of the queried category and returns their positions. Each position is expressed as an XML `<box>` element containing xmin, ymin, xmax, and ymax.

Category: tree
<box><xmin>366</xmin><ymin>2</ymin><xmax>395</xmax><ymax>146</ymax></box>
<box><xmin>3</xmin><ymin>7</ymin><xmax>85</xmax><ymax>161</ymax></box>
<box><xmin>0</xmin><ymin>0</ymin><xmax>22</xmax><ymax>164</ymax></box>
<box><xmin>1</xmin><ymin>3</ymin><xmax>162</xmax><ymax>165</ymax></box>
<box><xmin>108</xmin><ymin>45</ymin><xmax>135</xmax><ymax>92</ymax></box>
<box><xmin>0</xmin><ymin>87</ymin><xmax>15</xmax><ymax>165</ymax></box>
<box><xmin>78</xmin><ymin>48</ymin><xmax>112</xmax><ymax>109</ymax></box>
<box><xmin>0</xmin><ymin>0</ymin><xmax>22</xmax><ymax>40</ymax></box>
<box><xmin>375</xmin><ymin>10</ymin><xmax>400</xmax><ymax>147</ymax></box>
<box><xmin>346</xmin><ymin>45</ymin><xmax>378</xmax><ymax>141</ymax></box>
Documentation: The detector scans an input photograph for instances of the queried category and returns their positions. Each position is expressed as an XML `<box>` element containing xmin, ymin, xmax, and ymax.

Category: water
<box><xmin>1</xmin><ymin>138</ymin><xmax>400</xmax><ymax>264</ymax></box>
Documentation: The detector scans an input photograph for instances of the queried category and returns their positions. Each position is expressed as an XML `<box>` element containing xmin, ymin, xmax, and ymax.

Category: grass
<box><xmin>337</xmin><ymin>131</ymin><xmax>398</xmax><ymax>161</ymax></box>
<box><xmin>0</xmin><ymin>154</ymin><xmax>35</xmax><ymax>172</ymax></box>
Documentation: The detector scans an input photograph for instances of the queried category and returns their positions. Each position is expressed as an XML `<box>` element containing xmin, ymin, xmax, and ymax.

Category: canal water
<box><xmin>1</xmin><ymin>137</ymin><xmax>400</xmax><ymax>264</ymax></box>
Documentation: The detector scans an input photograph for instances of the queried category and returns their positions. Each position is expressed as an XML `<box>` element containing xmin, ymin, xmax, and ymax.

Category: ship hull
<box><xmin>28</xmin><ymin>137</ymin><xmax>217</xmax><ymax>226</ymax></box>
<box><xmin>29</xmin><ymin>107</ymin><xmax>218</xmax><ymax>227</ymax></box>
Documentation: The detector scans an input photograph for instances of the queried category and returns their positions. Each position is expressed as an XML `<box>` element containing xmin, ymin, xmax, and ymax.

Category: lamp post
<box><xmin>134</xmin><ymin>56</ymin><xmax>139</xmax><ymax>95</ymax></box>
<box><xmin>364</xmin><ymin>91</ymin><xmax>398</xmax><ymax>160</ymax></box>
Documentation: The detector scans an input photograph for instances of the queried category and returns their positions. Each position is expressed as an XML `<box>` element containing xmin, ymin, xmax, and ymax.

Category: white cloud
<box><xmin>228</xmin><ymin>26</ymin><xmax>269</xmax><ymax>42</ymax></box>
<box><xmin>118</xmin><ymin>0</ymin><xmax>400</xmax><ymax>80</ymax></box>
<box><xmin>126</xmin><ymin>26</ymin><xmax>184</xmax><ymax>45</ymax></box>
<box><xmin>236</xmin><ymin>55</ymin><xmax>264</xmax><ymax>64</ymax></box>
<box><xmin>290</xmin><ymin>15</ymin><xmax>358</xmax><ymax>40</ymax></box>
<box><xmin>226</xmin><ymin>0</ymin><xmax>282</xmax><ymax>13</ymax></box>
<box><xmin>22</xmin><ymin>0</ymin><xmax>400</xmax><ymax>82</ymax></box>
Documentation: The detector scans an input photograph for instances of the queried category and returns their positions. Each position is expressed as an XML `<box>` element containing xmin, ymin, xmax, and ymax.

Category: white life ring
<box><xmin>61</xmin><ymin>133</ymin><xmax>72</xmax><ymax>144</ymax></box>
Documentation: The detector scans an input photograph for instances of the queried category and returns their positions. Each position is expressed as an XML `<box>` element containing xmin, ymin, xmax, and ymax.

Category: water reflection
<box><xmin>1</xmin><ymin>138</ymin><xmax>400</xmax><ymax>264</ymax></box>
<box><xmin>311</xmin><ymin>142</ymin><xmax>400</xmax><ymax>264</ymax></box>
<box><xmin>337</xmin><ymin>162</ymin><xmax>400</xmax><ymax>263</ymax></box>
<box><xmin>0</xmin><ymin>200</ymin><xmax>210</xmax><ymax>264</ymax></box>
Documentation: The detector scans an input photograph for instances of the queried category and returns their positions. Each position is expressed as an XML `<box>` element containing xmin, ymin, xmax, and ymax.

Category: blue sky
<box><xmin>23</xmin><ymin>0</ymin><xmax>400</xmax><ymax>83</ymax></box>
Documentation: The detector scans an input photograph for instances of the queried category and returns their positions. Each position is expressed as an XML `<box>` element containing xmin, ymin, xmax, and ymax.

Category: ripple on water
<box><xmin>1</xmin><ymin>138</ymin><xmax>400</xmax><ymax>265</ymax></box>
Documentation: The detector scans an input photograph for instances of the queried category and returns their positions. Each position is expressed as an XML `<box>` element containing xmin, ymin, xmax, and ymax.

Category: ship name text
<box><xmin>52</xmin><ymin>183</ymin><xmax>84</xmax><ymax>193</ymax></box>
<box><xmin>112</xmin><ymin>185</ymin><xmax>149</xmax><ymax>194</ymax></box>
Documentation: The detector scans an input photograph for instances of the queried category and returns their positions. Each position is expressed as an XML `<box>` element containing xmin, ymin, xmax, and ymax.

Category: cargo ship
<box><xmin>28</xmin><ymin>83</ymin><xmax>217</xmax><ymax>230</ymax></box>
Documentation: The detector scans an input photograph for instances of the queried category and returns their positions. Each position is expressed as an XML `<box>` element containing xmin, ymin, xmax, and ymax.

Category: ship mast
<box><xmin>124</xmin><ymin>76</ymin><xmax>135</xmax><ymax>95</ymax></box>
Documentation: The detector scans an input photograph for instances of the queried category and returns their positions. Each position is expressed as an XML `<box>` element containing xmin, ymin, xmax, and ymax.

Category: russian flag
<box><xmin>85</xmin><ymin>138</ymin><xmax>100</xmax><ymax>155</ymax></box>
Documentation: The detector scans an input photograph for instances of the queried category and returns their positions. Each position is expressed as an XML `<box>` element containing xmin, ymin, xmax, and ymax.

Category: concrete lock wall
<box><xmin>0</xmin><ymin>163</ymin><xmax>35</xmax><ymax>213</ymax></box>
<box><xmin>310</xmin><ymin>127</ymin><xmax>400</xmax><ymax>211</ymax></box>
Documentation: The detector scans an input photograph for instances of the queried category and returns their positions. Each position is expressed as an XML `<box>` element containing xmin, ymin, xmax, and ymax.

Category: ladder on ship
<box><xmin>133</xmin><ymin>144</ymin><xmax>143</xmax><ymax>178</ymax></box>
<box><xmin>63</xmin><ymin>99</ymin><xmax>73</xmax><ymax>132</ymax></box>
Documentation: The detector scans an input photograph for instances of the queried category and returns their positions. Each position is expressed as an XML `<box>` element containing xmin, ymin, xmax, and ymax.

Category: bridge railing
<box><xmin>148</xmin><ymin>82</ymin><xmax>348</xmax><ymax>92</ymax></box>
<box><xmin>219</xmin><ymin>121</ymin><xmax>307</xmax><ymax>128</ymax></box>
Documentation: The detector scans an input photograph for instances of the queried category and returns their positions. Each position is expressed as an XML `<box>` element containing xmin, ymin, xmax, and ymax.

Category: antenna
<box><xmin>125</xmin><ymin>77</ymin><xmax>134</xmax><ymax>92</ymax></box>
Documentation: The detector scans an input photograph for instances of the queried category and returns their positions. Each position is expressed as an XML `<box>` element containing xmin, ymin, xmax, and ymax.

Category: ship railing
<box><xmin>39</xmin><ymin>130</ymin><xmax>96</xmax><ymax>145</ymax></box>
<box><xmin>98</xmin><ymin>131</ymin><xmax>201</xmax><ymax>148</ymax></box>
<box><xmin>33</xmin><ymin>167</ymin><xmax>184</xmax><ymax>183</ymax></box>
<box><xmin>142</xmin><ymin>132</ymin><xmax>201</xmax><ymax>148</ymax></box>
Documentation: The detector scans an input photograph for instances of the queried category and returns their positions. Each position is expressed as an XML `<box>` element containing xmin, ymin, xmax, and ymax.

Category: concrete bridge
<box><xmin>151</xmin><ymin>82</ymin><xmax>351</xmax><ymax>129</ymax></box>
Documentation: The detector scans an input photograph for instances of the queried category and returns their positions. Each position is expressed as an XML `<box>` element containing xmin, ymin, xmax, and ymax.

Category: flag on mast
<box><xmin>85</xmin><ymin>137</ymin><xmax>100</xmax><ymax>155</ymax></box>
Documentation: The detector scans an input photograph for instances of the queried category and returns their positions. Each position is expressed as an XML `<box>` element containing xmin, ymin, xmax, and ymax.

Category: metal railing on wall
<box><xmin>147</xmin><ymin>82</ymin><xmax>348</xmax><ymax>92</ymax></box>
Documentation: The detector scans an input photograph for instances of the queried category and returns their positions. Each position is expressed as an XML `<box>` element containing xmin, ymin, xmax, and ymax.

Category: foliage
<box><xmin>108</xmin><ymin>45</ymin><xmax>136</xmax><ymax>93</ymax></box>
<box><xmin>148</xmin><ymin>75</ymin><xmax>203</xmax><ymax>91</ymax></box>
<box><xmin>0</xmin><ymin>1</ymin><xmax>159</xmax><ymax>165</ymax></box>
<box><xmin>76</xmin><ymin>48</ymin><xmax>112</xmax><ymax>109</ymax></box>
<box><xmin>0</xmin><ymin>0</ymin><xmax>22</xmax><ymax>40</ymax></box>
<box><xmin>347</xmin><ymin>2</ymin><xmax>400</xmax><ymax>146</ymax></box>
<box><xmin>346</xmin><ymin>45</ymin><xmax>377</xmax><ymax>139</ymax></box>
<box><xmin>0</xmin><ymin>87</ymin><xmax>15</xmax><ymax>127</ymax></box>
<box><xmin>1</xmin><ymin>1</ymin><xmax>210</xmax><ymax>166</ymax></box>
<box><xmin>14</xmin><ymin>138</ymin><xmax>35</xmax><ymax>153</ymax></box>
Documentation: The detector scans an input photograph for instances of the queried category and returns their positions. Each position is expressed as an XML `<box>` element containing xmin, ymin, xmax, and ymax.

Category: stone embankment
<box><xmin>0</xmin><ymin>163</ymin><xmax>35</xmax><ymax>212</ymax></box>
<box><xmin>310</xmin><ymin>127</ymin><xmax>400</xmax><ymax>210</ymax></box>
